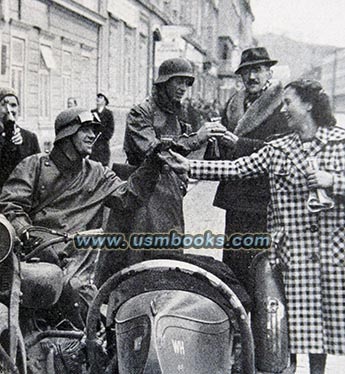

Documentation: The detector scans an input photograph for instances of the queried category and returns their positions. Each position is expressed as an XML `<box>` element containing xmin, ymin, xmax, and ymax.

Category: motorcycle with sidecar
<box><xmin>87</xmin><ymin>251</ymin><xmax>296</xmax><ymax>374</ymax></box>
<box><xmin>0</xmin><ymin>214</ymin><xmax>102</xmax><ymax>374</ymax></box>
<box><xmin>0</xmin><ymin>213</ymin><xmax>296</xmax><ymax>374</ymax></box>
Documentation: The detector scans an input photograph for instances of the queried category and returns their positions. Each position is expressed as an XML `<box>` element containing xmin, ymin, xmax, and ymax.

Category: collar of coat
<box><xmin>229</xmin><ymin>81</ymin><xmax>283</xmax><ymax>136</ymax></box>
<box><xmin>266</xmin><ymin>126</ymin><xmax>345</xmax><ymax>175</ymax></box>
<box><xmin>50</xmin><ymin>139</ymin><xmax>83</xmax><ymax>174</ymax></box>
<box><xmin>151</xmin><ymin>85</ymin><xmax>182</xmax><ymax>115</ymax></box>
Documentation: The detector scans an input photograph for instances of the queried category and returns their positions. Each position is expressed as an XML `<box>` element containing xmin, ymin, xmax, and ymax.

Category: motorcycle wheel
<box><xmin>0</xmin><ymin>331</ymin><xmax>27</xmax><ymax>374</ymax></box>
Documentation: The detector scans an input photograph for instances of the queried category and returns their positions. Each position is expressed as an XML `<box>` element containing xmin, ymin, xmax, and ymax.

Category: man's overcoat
<box><xmin>124</xmin><ymin>92</ymin><xmax>201</xmax><ymax>233</ymax></box>
<box><xmin>90</xmin><ymin>107</ymin><xmax>115</xmax><ymax>166</ymax></box>
<box><xmin>0</xmin><ymin>152</ymin><xmax>158</xmax><ymax>300</ymax></box>
<box><xmin>190</xmin><ymin>126</ymin><xmax>345</xmax><ymax>354</ymax></box>
<box><xmin>0</xmin><ymin>127</ymin><xmax>40</xmax><ymax>190</ymax></box>
<box><xmin>215</xmin><ymin>82</ymin><xmax>287</xmax><ymax>212</ymax></box>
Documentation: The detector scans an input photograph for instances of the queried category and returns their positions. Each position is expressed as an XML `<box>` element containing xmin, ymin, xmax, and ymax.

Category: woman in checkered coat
<box><xmin>164</xmin><ymin>79</ymin><xmax>345</xmax><ymax>374</ymax></box>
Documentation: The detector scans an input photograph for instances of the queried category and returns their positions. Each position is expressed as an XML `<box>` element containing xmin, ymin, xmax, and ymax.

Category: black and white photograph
<box><xmin>0</xmin><ymin>0</ymin><xmax>345</xmax><ymax>373</ymax></box>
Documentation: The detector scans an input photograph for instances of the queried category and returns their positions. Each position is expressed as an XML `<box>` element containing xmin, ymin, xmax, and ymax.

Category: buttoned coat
<box><xmin>0</xmin><ymin>152</ymin><xmax>159</xmax><ymax>294</ymax></box>
<box><xmin>90</xmin><ymin>107</ymin><xmax>115</xmax><ymax>166</ymax></box>
<box><xmin>0</xmin><ymin>126</ymin><xmax>40</xmax><ymax>190</ymax></box>
<box><xmin>123</xmin><ymin>93</ymin><xmax>201</xmax><ymax>233</ymax></box>
<box><xmin>214</xmin><ymin>82</ymin><xmax>287</xmax><ymax>212</ymax></box>
<box><xmin>190</xmin><ymin>126</ymin><xmax>345</xmax><ymax>354</ymax></box>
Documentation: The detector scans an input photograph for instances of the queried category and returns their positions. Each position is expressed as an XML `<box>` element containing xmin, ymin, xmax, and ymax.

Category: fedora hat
<box><xmin>235</xmin><ymin>47</ymin><xmax>277</xmax><ymax>74</ymax></box>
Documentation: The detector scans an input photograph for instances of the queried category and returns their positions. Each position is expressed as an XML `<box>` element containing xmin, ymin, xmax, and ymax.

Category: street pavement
<box><xmin>183</xmin><ymin>180</ymin><xmax>345</xmax><ymax>374</ymax></box>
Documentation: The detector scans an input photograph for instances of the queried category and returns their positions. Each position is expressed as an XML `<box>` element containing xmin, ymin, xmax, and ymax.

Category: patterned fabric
<box><xmin>190</xmin><ymin>126</ymin><xmax>345</xmax><ymax>354</ymax></box>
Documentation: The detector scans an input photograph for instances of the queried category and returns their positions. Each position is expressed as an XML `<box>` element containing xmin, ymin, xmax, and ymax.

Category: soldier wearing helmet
<box><xmin>0</xmin><ymin>107</ymin><xmax>161</xmax><ymax>327</ymax></box>
<box><xmin>121</xmin><ymin>57</ymin><xmax>225</xmax><ymax>238</ymax></box>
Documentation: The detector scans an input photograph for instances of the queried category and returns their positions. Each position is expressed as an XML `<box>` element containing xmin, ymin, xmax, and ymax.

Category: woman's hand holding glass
<box><xmin>306</xmin><ymin>167</ymin><xmax>334</xmax><ymax>189</ymax></box>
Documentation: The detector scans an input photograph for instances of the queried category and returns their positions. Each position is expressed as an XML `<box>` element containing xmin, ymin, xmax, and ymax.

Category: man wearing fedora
<box><xmin>213</xmin><ymin>47</ymin><xmax>288</xmax><ymax>293</ymax></box>
<box><xmin>90</xmin><ymin>92</ymin><xmax>115</xmax><ymax>166</ymax></box>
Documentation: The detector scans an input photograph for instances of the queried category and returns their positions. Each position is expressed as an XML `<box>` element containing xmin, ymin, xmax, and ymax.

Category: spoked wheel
<box><xmin>0</xmin><ymin>326</ymin><xmax>27</xmax><ymax>374</ymax></box>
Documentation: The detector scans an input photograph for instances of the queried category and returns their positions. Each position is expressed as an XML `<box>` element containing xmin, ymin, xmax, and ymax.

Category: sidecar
<box><xmin>87</xmin><ymin>255</ymin><xmax>255</xmax><ymax>374</ymax></box>
<box><xmin>88</xmin><ymin>251</ymin><xmax>298</xmax><ymax>374</ymax></box>
<box><xmin>0</xmin><ymin>215</ymin><xmax>86</xmax><ymax>374</ymax></box>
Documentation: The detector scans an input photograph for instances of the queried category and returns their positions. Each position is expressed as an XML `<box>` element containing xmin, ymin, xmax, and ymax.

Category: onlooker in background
<box><xmin>181</xmin><ymin>97</ymin><xmax>203</xmax><ymax>132</ymax></box>
<box><xmin>67</xmin><ymin>97</ymin><xmax>78</xmax><ymax>108</ymax></box>
<box><xmin>212</xmin><ymin>98</ymin><xmax>222</xmax><ymax>117</ymax></box>
<box><xmin>0</xmin><ymin>87</ymin><xmax>40</xmax><ymax>190</ymax></box>
<box><xmin>202</xmin><ymin>102</ymin><xmax>220</xmax><ymax>121</ymax></box>
<box><xmin>210</xmin><ymin>47</ymin><xmax>288</xmax><ymax>293</ymax></box>
<box><xmin>90</xmin><ymin>93</ymin><xmax>115</xmax><ymax>166</ymax></box>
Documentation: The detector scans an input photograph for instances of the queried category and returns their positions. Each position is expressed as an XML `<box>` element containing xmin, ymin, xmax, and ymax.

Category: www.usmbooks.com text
<box><xmin>74</xmin><ymin>230</ymin><xmax>271</xmax><ymax>250</ymax></box>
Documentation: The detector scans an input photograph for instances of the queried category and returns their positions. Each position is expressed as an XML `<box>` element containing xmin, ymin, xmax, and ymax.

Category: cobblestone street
<box><xmin>184</xmin><ymin>180</ymin><xmax>345</xmax><ymax>374</ymax></box>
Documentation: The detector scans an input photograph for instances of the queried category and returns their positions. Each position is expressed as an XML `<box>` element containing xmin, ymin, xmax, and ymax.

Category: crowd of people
<box><xmin>181</xmin><ymin>96</ymin><xmax>223</xmax><ymax>131</ymax></box>
<box><xmin>0</xmin><ymin>47</ymin><xmax>344</xmax><ymax>374</ymax></box>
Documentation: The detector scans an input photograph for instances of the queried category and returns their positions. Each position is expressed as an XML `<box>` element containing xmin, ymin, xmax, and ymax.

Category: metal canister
<box><xmin>251</xmin><ymin>252</ymin><xmax>289</xmax><ymax>373</ymax></box>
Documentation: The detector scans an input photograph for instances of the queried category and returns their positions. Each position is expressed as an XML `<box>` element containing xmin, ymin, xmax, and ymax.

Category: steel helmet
<box><xmin>54</xmin><ymin>107</ymin><xmax>101</xmax><ymax>142</ymax></box>
<box><xmin>154</xmin><ymin>58</ymin><xmax>195</xmax><ymax>86</ymax></box>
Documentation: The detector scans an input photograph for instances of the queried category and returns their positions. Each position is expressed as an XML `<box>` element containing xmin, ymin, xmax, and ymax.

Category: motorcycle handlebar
<box><xmin>22</xmin><ymin>227</ymin><xmax>103</xmax><ymax>261</ymax></box>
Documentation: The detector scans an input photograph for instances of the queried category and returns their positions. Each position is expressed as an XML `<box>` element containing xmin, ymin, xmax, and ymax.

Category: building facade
<box><xmin>0</xmin><ymin>0</ymin><xmax>253</xmax><ymax>158</ymax></box>
<box><xmin>217</xmin><ymin>0</ymin><xmax>254</xmax><ymax>104</ymax></box>
<box><xmin>319</xmin><ymin>49</ymin><xmax>345</xmax><ymax>115</ymax></box>
<box><xmin>0</xmin><ymin>0</ymin><xmax>103</xmax><ymax>150</ymax></box>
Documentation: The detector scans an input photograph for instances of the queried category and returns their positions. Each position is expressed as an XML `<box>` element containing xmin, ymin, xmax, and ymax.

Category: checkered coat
<box><xmin>190</xmin><ymin>126</ymin><xmax>345</xmax><ymax>354</ymax></box>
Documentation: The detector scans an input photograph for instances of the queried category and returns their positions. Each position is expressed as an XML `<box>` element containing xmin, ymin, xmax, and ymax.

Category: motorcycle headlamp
<box><xmin>0</xmin><ymin>214</ymin><xmax>16</xmax><ymax>263</ymax></box>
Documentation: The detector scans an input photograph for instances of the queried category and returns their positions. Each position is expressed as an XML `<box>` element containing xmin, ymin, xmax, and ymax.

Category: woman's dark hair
<box><xmin>285</xmin><ymin>79</ymin><xmax>336</xmax><ymax>127</ymax></box>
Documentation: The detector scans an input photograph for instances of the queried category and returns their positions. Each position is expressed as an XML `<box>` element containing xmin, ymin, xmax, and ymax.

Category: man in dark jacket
<box><xmin>90</xmin><ymin>93</ymin><xmax>115</xmax><ymax>166</ymax></box>
<box><xmin>213</xmin><ymin>47</ymin><xmax>288</xmax><ymax>293</ymax></box>
<box><xmin>0</xmin><ymin>107</ymin><xmax>160</xmax><ymax>328</ymax></box>
<box><xmin>123</xmin><ymin>57</ymin><xmax>225</xmax><ymax>234</ymax></box>
<box><xmin>0</xmin><ymin>87</ymin><xmax>40</xmax><ymax>190</ymax></box>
